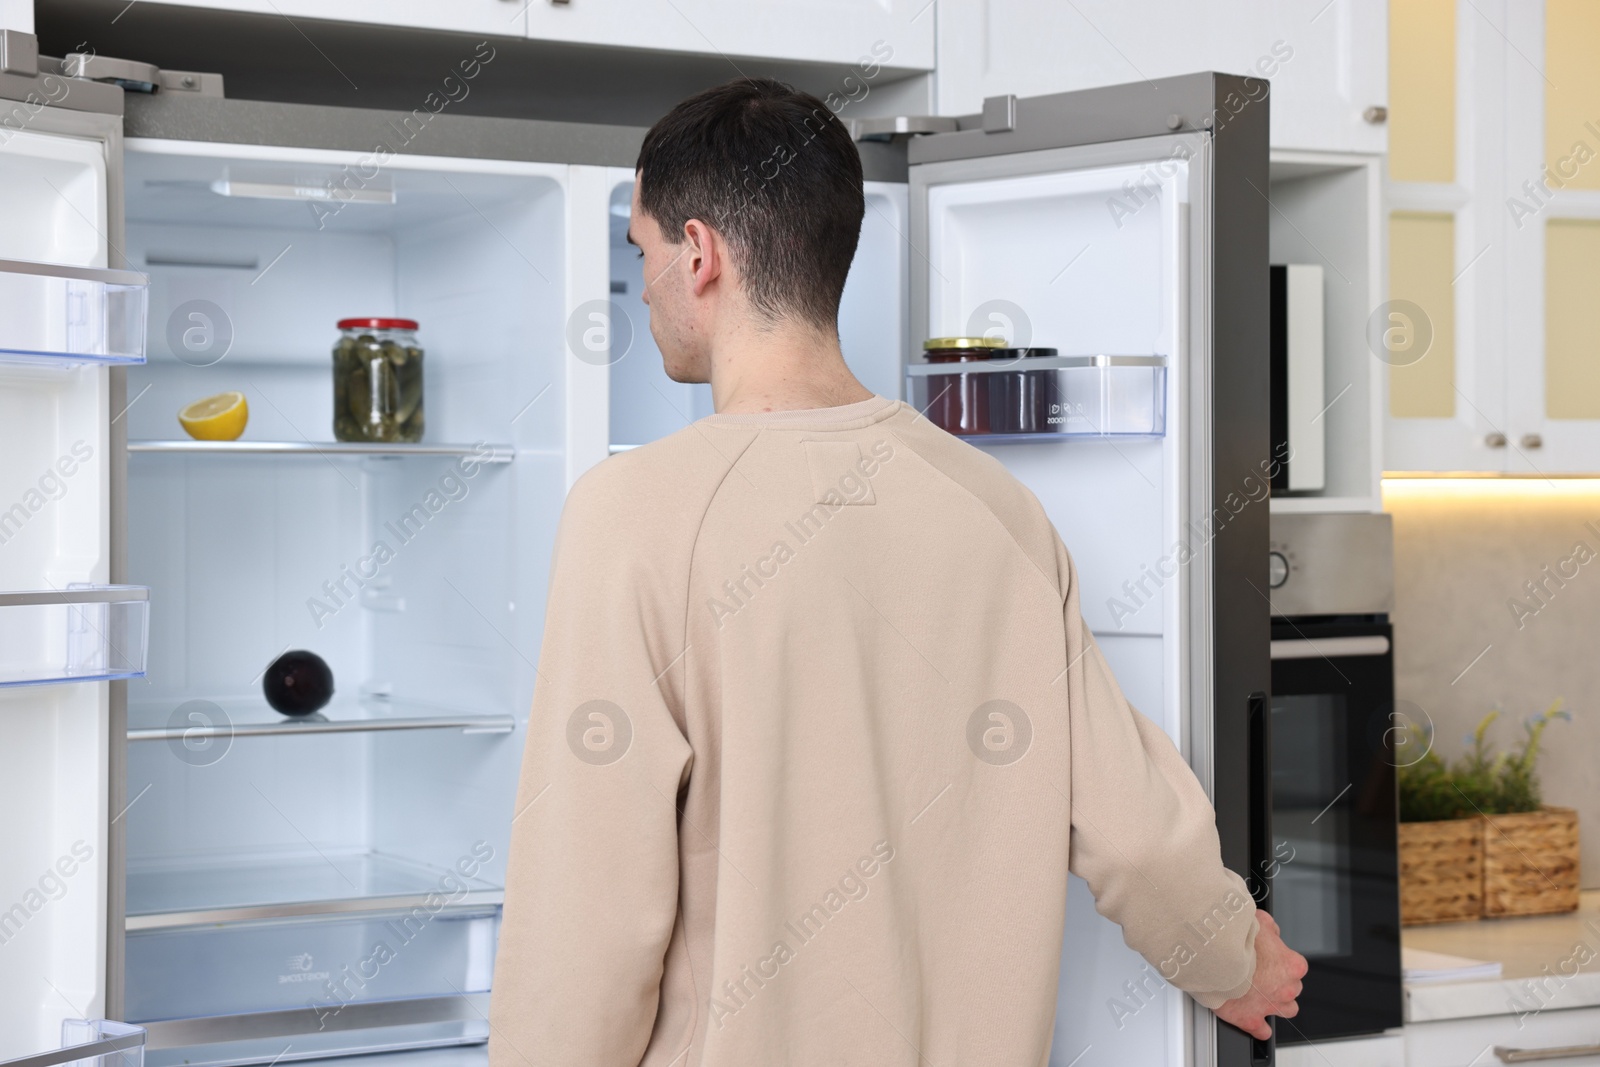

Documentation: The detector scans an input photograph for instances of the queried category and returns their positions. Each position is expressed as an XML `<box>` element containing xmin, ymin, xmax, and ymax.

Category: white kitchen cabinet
<box><xmin>523</xmin><ymin>0</ymin><xmax>932</xmax><ymax>69</ymax></box>
<box><xmin>114</xmin><ymin>0</ymin><xmax>528</xmax><ymax>37</ymax></box>
<box><xmin>932</xmin><ymin>0</ymin><xmax>1386</xmax><ymax>153</ymax></box>
<box><xmin>1385</xmin><ymin>0</ymin><xmax>1600</xmax><ymax>475</ymax></box>
<box><xmin>1278</xmin><ymin>1032</ymin><xmax>1404</xmax><ymax>1067</ymax></box>
<box><xmin>1407</xmin><ymin>1003</ymin><xmax>1600</xmax><ymax>1067</ymax></box>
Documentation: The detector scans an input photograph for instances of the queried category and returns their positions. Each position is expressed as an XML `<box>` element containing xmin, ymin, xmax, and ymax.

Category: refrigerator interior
<box><xmin>605</xmin><ymin>171</ymin><xmax>906</xmax><ymax>450</ymax></box>
<box><xmin>918</xmin><ymin>152</ymin><xmax>1194</xmax><ymax>1066</ymax></box>
<box><xmin>117</xmin><ymin>141</ymin><xmax>566</xmax><ymax>1059</ymax></box>
<box><xmin>0</xmin><ymin>127</ymin><xmax>119</xmax><ymax>1056</ymax></box>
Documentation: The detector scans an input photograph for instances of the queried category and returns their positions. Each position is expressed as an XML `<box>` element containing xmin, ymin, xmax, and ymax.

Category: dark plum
<box><xmin>262</xmin><ymin>650</ymin><xmax>335</xmax><ymax>717</ymax></box>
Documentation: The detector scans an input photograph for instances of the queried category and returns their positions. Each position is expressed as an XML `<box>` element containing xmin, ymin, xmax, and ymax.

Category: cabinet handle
<box><xmin>1364</xmin><ymin>105</ymin><xmax>1388</xmax><ymax>124</ymax></box>
<box><xmin>1521</xmin><ymin>433</ymin><xmax>1544</xmax><ymax>449</ymax></box>
<box><xmin>1496</xmin><ymin>1042</ymin><xmax>1600</xmax><ymax>1062</ymax></box>
<box><xmin>1486</xmin><ymin>432</ymin><xmax>1508</xmax><ymax>448</ymax></box>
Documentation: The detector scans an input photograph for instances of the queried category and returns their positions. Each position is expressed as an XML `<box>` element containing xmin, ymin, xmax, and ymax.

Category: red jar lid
<box><xmin>338</xmin><ymin>318</ymin><xmax>418</xmax><ymax>331</ymax></box>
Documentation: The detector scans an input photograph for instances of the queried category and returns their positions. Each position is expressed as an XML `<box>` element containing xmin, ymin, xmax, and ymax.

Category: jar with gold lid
<box><xmin>921</xmin><ymin>336</ymin><xmax>1007</xmax><ymax>435</ymax></box>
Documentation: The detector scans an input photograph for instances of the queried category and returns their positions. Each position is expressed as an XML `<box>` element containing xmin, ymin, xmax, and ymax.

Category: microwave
<box><xmin>1270</xmin><ymin>264</ymin><xmax>1326</xmax><ymax>493</ymax></box>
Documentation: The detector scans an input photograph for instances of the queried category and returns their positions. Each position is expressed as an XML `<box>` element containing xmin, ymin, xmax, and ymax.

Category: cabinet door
<box><xmin>136</xmin><ymin>0</ymin><xmax>528</xmax><ymax>36</ymax></box>
<box><xmin>1502</xmin><ymin>0</ymin><xmax>1600</xmax><ymax>473</ymax></box>
<box><xmin>1383</xmin><ymin>0</ymin><xmax>1512</xmax><ymax>473</ymax></box>
<box><xmin>933</xmin><ymin>0</ymin><xmax>1385</xmax><ymax>153</ymax></box>
<box><xmin>524</xmin><ymin>0</ymin><xmax>932</xmax><ymax>69</ymax></box>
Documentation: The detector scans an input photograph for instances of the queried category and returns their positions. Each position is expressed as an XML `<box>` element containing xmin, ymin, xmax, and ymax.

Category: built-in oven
<box><xmin>1267</xmin><ymin>513</ymin><xmax>1404</xmax><ymax>1047</ymax></box>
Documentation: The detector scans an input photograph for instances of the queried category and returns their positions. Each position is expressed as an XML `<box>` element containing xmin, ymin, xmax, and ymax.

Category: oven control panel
<box><xmin>1267</xmin><ymin>512</ymin><xmax>1394</xmax><ymax>617</ymax></box>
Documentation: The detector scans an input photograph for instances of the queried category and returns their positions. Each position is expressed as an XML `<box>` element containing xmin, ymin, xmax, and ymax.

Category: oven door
<box><xmin>1269</xmin><ymin>618</ymin><xmax>1403</xmax><ymax>1044</ymax></box>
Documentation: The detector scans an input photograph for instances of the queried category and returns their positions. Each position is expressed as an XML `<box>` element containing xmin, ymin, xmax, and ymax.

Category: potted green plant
<box><xmin>1397</xmin><ymin>701</ymin><xmax>1576</xmax><ymax>923</ymax></box>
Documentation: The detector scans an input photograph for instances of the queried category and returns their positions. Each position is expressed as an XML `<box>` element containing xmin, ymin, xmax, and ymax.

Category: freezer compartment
<box><xmin>125</xmin><ymin>905</ymin><xmax>498</xmax><ymax>1023</ymax></box>
<box><xmin>0</xmin><ymin>260</ymin><xmax>148</xmax><ymax>367</ymax></box>
<box><xmin>906</xmin><ymin>355</ymin><xmax>1167</xmax><ymax>440</ymax></box>
<box><xmin>0</xmin><ymin>586</ymin><xmax>150</xmax><ymax>687</ymax></box>
<box><xmin>0</xmin><ymin>1021</ymin><xmax>146</xmax><ymax>1067</ymax></box>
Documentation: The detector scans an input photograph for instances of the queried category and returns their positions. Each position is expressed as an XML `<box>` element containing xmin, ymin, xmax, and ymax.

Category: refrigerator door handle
<box><xmin>1248</xmin><ymin>690</ymin><xmax>1274</xmax><ymax>1066</ymax></box>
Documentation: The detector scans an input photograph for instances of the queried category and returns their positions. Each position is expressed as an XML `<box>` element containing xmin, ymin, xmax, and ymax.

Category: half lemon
<box><xmin>178</xmin><ymin>391</ymin><xmax>249</xmax><ymax>441</ymax></box>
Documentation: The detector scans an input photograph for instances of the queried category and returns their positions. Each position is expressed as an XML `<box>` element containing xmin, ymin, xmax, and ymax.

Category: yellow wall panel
<box><xmin>1546</xmin><ymin>0</ymin><xmax>1600</xmax><ymax>192</ymax></box>
<box><xmin>1546</xmin><ymin>219</ymin><xmax>1600</xmax><ymax>418</ymax></box>
<box><xmin>1390</xmin><ymin>212</ymin><xmax>1457</xmax><ymax>418</ymax></box>
<box><xmin>1390</xmin><ymin>0</ymin><xmax>1456</xmax><ymax>183</ymax></box>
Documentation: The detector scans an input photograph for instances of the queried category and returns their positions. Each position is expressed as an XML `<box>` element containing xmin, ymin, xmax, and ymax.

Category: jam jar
<box><xmin>334</xmin><ymin>318</ymin><xmax>424</xmax><ymax>443</ymax></box>
<box><xmin>922</xmin><ymin>337</ymin><xmax>1007</xmax><ymax>435</ymax></box>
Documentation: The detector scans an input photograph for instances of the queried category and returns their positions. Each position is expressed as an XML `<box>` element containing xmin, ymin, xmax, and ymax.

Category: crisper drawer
<box><xmin>125</xmin><ymin>905</ymin><xmax>498</xmax><ymax>1023</ymax></box>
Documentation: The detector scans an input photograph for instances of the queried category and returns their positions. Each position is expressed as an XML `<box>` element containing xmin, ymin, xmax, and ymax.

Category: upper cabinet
<box><xmin>524</xmin><ymin>0</ymin><xmax>933</xmax><ymax>69</ymax></box>
<box><xmin>1386</xmin><ymin>0</ymin><xmax>1600</xmax><ymax>474</ymax></box>
<box><xmin>129</xmin><ymin>0</ymin><xmax>933</xmax><ymax>69</ymax></box>
<box><xmin>932</xmin><ymin>0</ymin><xmax>1387</xmax><ymax>153</ymax></box>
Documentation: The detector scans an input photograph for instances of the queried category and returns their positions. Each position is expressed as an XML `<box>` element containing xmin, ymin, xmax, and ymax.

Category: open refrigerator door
<box><xmin>0</xmin><ymin>60</ymin><xmax>150</xmax><ymax>1059</ymax></box>
<box><xmin>903</xmin><ymin>76</ymin><xmax>1271</xmax><ymax>1067</ymax></box>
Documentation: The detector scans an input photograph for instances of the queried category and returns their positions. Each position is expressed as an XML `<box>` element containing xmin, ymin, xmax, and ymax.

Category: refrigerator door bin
<box><xmin>0</xmin><ymin>586</ymin><xmax>150</xmax><ymax>687</ymax></box>
<box><xmin>124</xmin><ymin>905</ymin><xmax>499</xmax><ymax>1026</ymax></box>
<box><xmin>0</xmin><ymin>260</ymin><xmax>149</xmax><ymax>367</ymax></box>
<box><xmin>906</xmin><ymin>355</ymin><xmax>1167</xmax><ymax>440</ymax></box>
<box><xmin>0</xmin><ymin>1021</ymin><xmax>145</xmax><ymax>1067</ymax></box>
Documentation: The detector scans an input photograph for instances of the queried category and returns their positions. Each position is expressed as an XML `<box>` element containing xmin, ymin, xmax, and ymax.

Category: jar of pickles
<box><xmin>333</xmin><ymin>318</ymin><xmax>424</xmax><ymax>443</ymax></box>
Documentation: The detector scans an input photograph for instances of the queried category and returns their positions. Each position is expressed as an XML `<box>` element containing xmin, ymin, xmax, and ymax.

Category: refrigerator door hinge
<box><xmin>62</xmin><ymin>52</ymin><xmax>225</xmax><ymax>97</ymax></box>
<box><xmin>980</xmin><ymin>94</ymin><xmax>1017</xmax><ymax>134</ymax></box>
<box><xmin>847</xmin><ymin>114</ymin><xmax>959</xmax><ymax>143</ymax></box>
<box><xmin>0</xmin><ymin>29</ymin><xmax>39</xmax><ymax>76</ymax></box>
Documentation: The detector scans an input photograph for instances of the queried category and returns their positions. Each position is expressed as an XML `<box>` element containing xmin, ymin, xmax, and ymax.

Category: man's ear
<box><xmin>683</xmin><ymin>218</ymin><xmax>723</xmax><ymax>297</ymax></box>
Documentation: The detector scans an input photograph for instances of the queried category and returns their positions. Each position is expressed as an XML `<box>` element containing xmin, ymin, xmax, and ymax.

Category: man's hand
<box><xmin>1213</xmin><ymin>911</ymin><xmax>1309</xmax><ymax>1040</ymax></box>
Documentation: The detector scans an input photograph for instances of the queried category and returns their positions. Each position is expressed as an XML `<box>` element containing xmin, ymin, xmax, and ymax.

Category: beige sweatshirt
<box><xmin>489</xmin><ymin>395</ymin><xmax>1258</xmax><ymax>1067</ymax></box>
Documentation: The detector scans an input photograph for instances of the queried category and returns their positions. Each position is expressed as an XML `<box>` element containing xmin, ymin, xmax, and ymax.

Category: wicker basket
<box><xmin>1483</xmin><ymin>805</ymin><xmax>1580</xmax><ymax>918</ymax></box>
<box><xmin>1398</xmin><ymin>817</ymin><xmax>1484</xmax><ymax>925</ymax></box>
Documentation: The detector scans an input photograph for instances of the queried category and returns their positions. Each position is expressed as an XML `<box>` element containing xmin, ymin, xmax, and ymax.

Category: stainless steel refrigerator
<box><xmin>0</xmin><ymin>42</ymin><xmax>1270</xmax><ymax>1067</ymax></box>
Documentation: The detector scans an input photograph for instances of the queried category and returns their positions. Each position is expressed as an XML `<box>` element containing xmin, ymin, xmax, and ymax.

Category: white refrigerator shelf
<box><xmin>128</xmin><ymin>440</ymin><xmax>514</xmax><ymax>462</ymax></box>
<box><xmin>124</xmin><ymin>905</ymin><xmax>498</xmax><ymax>1025</ymax></box>
<box><xmin>0</xmin><ymin>259</ymin><xmax>149</xmax><ymax>366</ymax></box>
<box><xmin>0</xmin><ymin>1021</ymin><xmax>146</xmax><ymax>1067</ymax></box>
<box><xmin>0</xmin><ymin>586</ymin><xmax>150</xmax><ymax>688</ymax></box>
<box><xmin>126</xmin><ymin>697</ymin><xmax>516</xmax><ymax>741</ymax></box>
<box><xmin>125</xmin><ymin>850</ymin><xmax>503</xmax><ymax>929</ymax></box>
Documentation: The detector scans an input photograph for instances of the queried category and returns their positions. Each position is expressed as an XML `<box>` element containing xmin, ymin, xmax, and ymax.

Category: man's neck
<box><xmin>708</xmin><ymin>319</ymin><xmax>874</xmax><ymax>415</ymax></box>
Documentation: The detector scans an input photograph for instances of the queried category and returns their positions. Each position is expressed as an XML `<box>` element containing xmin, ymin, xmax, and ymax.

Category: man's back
<box><xmin>489</xmin><ymin>396</ymin><xmax>1257</xmax><ymax>1066</ymax></box>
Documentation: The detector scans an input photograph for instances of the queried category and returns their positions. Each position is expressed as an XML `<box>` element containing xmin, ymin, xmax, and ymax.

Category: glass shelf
<box><xmin>6</xmin><ymin>1020</ymin><xmax>146</xmax><ymax>1067</ymax></box>
<box><xmin>126</xmin><ymin>697</ymin><xmax>516</xmax><ymax>741</ymax></box>
<box><xmin>907</xmin><ymin>354</ymin><xmax>1167</xmax><ymax>439</ymax></box>
<box><xmin>125</xmin><ymin>905</ymin><xmax>498</xmax><ymax>1022</ymax></box>
<box><xmin>0</xmin><ymin>586</ymin><xmax>150</xmax><ymax>688</ymax></box>
<box><xmin>125</xmin><ymin>850</ymin><xmax>503</xmax><ymax>929</ymax></box>
<box><xmin>0</xmin><ymin>259</ymin><xmax>149</xmax><ymax>366</ymax></box>
<box><xmin>128</xmin><ymin>440</ymin><xmax>514</xmax><ymax>462</ymax></box>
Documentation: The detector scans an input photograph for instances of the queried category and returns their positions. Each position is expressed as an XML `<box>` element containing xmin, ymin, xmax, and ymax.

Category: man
<box><xmin>490</xmin><ymin>78</ymin><xmax>1305</xmax><ymax>1066</ymax></box>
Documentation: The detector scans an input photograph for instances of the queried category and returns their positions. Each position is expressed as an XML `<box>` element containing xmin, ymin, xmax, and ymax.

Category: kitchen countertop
<box><xmin>1403</xmin><ymin>890</ymin><xmax>1600</xmax><ymax>1022</ymax></box>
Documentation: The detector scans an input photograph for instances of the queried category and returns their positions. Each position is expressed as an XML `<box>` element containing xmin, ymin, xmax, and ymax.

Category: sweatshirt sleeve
<box><xmin>1057</xmin><ymin>540</ymin><xmax>1259</xmax><ymax>1011</ymax></box>
<box><xmin>489</xmin><ymin>467</ymin><xmax>694</xmax><ymax>1066</ymax></box>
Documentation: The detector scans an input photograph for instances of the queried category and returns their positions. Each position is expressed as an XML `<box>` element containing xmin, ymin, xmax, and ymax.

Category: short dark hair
<box><xmin>635</xmin><ymin>78</ymin><xmax>865</xmax><ymax>331</ymax></box>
